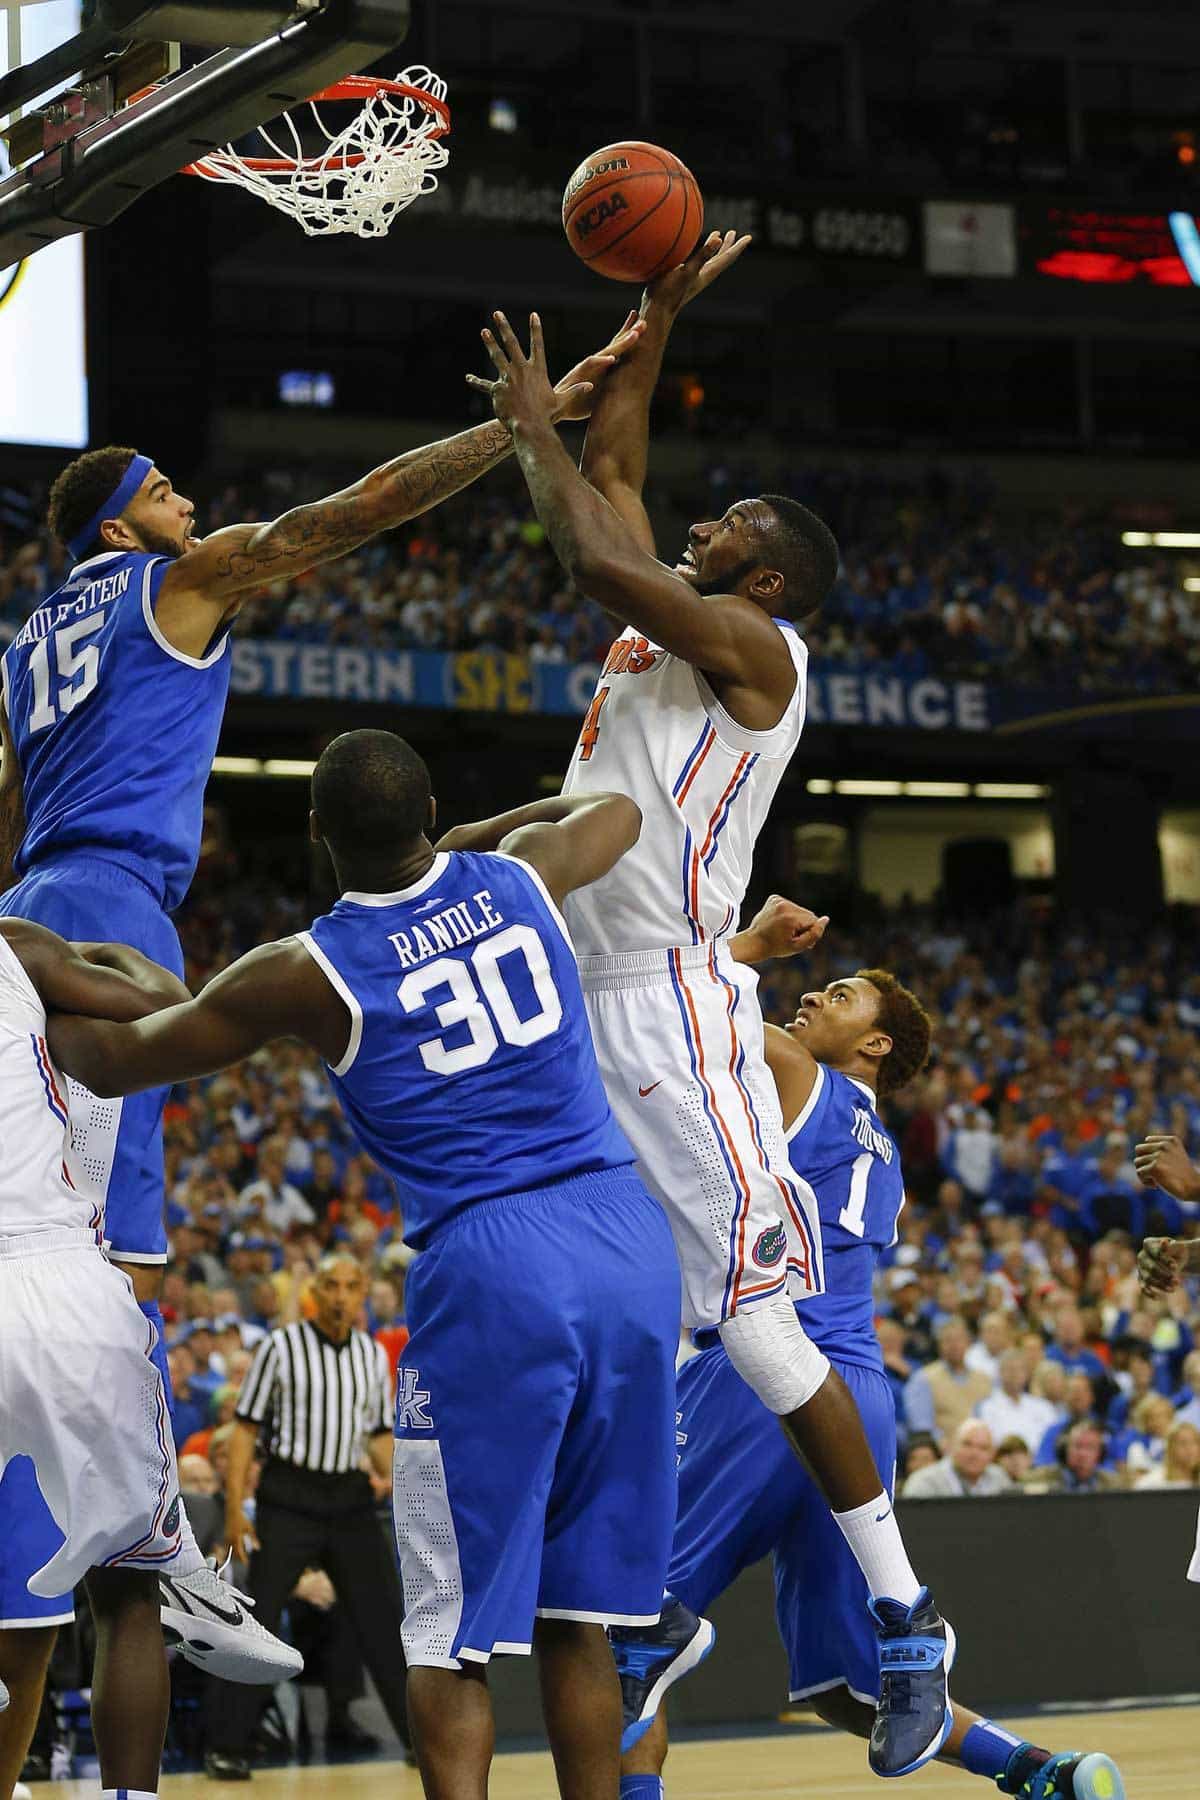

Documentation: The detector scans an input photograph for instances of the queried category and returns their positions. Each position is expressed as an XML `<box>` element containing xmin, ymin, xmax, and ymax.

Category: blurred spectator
<box><xmin>1044</xmin><ymin>1302</ymin><xmax>1107</xmax><ymax>1382</ymax></box>
<box><xmin>237</xmin><ymin>1135</ymin><xmax>316</xmax><ymax>1233</ymax></box>
<box><xmin>1122</xmin><ymin>1393</ymin><xmax>1176</xmax><ymax>1478</ymax></box>
<box><xmin>1173</xmin><ymin>1351</ymin><xmax>1200</xmax><ymax>1430</ymax></box>
<box><xmin>903</xmin><ymin>1316</ymin><xmax>994</xmax><ymax>1446</ymax></box>
<box><xmin>901</xmin><ymin>1421</ymin><xmax>1013</xmax><ymax>1498</ymax></box>
<box><xmin>965</xmin><ymin>1310</ymin><xmax>1012</xmax><ymax>1384</ymax></box>
<box><xmin>901</xmin><ymin>1434</ymin><xmax>940</xmax><ymax>1482</ymax></box>
<box><xmin>977</xmin><ymin>1349</ymin><xmax>1060</xmax><ymax>1448</ymax></box>
<box><xmin>994</xmin><ymin>1435</ymin><xmax>1034</xmax><ymax>1486</ymax></box>
<box><xmin>1025</xmin><ymin>1423</ymin><xmax>1124</xmax><ymax>1495</ymax></box>
<box><xmin>1034</xmin><ymin>1372</ymin><xmax>1101</xmax><ymax>1466</ymax></box>
<box><xmin>1135</xmin><ymin>1421</ymin><xmax>1200</xmax><ymax>1489</ymax></box>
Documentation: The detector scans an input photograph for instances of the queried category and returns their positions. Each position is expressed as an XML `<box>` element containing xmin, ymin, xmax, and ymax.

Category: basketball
<box><xmin>562</xmin><ymin>141</ymin><xmax>703</xmax><ymax>283</ymax></box>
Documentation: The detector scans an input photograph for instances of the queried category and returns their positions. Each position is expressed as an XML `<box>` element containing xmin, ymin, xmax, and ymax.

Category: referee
<box><xmin>202</xmin><ymin>1252</ymin><xmax>408</xmax><ymax>1779</ymax></box>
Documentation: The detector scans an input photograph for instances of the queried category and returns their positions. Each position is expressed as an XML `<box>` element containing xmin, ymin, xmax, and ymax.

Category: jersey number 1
<box><xmin>27</xmin><ymin>613</ymin><xmax>106</xmax><ymax>734</ymax></box>
<box><xmin>838</xmin><ymin>1152</ymin><xmax>873</xmax><ymax>1239</ymax></box>
<box><xmin>577</xmin><ymin>685</ymin><xmax>610</xmax><ymax>761</ymax></box>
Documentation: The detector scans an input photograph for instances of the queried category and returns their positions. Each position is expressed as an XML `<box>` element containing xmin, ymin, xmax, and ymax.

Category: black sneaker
<box><xmin>867</xmin><ymin>1586</ymin><xmax>955</xmax><ymax>1777</ymax></box>
<box><xmin>609</xmin><ymin>1595</ymin><xmax>716</xmax><ymax>1754</ymax></box>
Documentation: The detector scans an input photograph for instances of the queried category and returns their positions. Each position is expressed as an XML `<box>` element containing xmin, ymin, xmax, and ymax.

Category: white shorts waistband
<box><xmin>0</xmin><ymin>1226</ymin><xmax>102</xmax><ymax>1259</ymax></box>
<box><xmin>578</xmin><ymin>942</ymin><xmax>732</xmax><ymax>993</ymax></box>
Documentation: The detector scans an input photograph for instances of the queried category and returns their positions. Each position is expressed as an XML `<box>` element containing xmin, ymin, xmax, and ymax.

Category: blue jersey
<box><xmin>784</xmin><ymin>1065</ymin><xmax>905</xmax><ymax>1370</ymax></box>
<box><xmin>302</xmin><ymin>849</ymin><xmax>635</xmax><ymax>1248</ymax></box>
<box><xmin>1</xmin><ymin>551</ymin><xmax>232</xmax><ymax>909</ymax></box>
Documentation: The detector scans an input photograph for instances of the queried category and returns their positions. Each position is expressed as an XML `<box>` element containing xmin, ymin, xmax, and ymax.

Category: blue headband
<box><xmin>67</xmin><ymin>452</ymin><xmax>155</xmax><ymax>561</ymax></box>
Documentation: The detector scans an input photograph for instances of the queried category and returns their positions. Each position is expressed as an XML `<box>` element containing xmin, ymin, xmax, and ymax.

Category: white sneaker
<box><xmin>0</xmin><ymin>1675</ymin><xmax>8</xmax><ymax>1708</ymax></box>
<box><xmin>14</xmin><ymin>1784</ymin><xmax>32</xmax><ymax>1800</ymax></box>
<box><xmin>160</xmin><ymin>1555</ymin><xmax>304</xmax><ymax>1684</ymax></box>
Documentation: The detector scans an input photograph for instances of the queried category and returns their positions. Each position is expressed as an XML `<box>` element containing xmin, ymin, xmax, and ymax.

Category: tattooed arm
<box><xmin>153</xmin><ymin>421</ymin><xmax>514</xmax><ymax>658</ymax></box>
<box><xmin>0</xmin><ymin>696</ymin><xmax>24</xmax><ymax>895</ymax></box>
<box><xmin>154</xmin><ymin>321</ymin><xmax>644</xmax><ymax>660</ymax></box>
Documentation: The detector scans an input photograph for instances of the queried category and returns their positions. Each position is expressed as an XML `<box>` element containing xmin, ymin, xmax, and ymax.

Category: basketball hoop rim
<box><xmin>180</xmin><ymin>75</ymin><xmax>450</xmax><ymax>178</ymax></box>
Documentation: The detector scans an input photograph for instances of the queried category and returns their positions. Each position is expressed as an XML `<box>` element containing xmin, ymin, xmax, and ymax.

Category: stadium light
<box><xmin>1185</xmin><ymin>578</ymin><xmax>1200</xmax><ymax>592</ymax></box>
<box><xmin>903</xmin><ymin>781</ymin><xmax>972</xmax><ymax>798</ymax></box>
<box><xmin>263</xmin><ymin>759</ymin><xmax>317</xmax><ymax>777</ymax></box>
<box><xmin>973</xmin><ymin>783</ymin><xmax>1048</xmax><ymax>799</ymax></box>
<box><xmin>806</xmin><ymin>778</ymin><xmax>835</xmax><ymax>794</ymax></box>
<box><xmin>834</xmin><ymin>779</ymin><xmax>903</xmax><ymax>796</ymax></box>
<box><xmin>211</xmin><ymin>756</ymin><xmax>264</xmax><ymax>775</ymax></box>
<box><xmin>1120</xmin><ymin>530</ymin><xmax>1200</xmax><ymax>549</ymax></box>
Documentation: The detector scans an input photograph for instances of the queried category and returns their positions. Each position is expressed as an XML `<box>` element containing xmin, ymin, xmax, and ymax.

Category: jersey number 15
<box><xmin>27</xmin><ymin>613</ymin><xmax>106</xmax><ymax>734</ymax></box>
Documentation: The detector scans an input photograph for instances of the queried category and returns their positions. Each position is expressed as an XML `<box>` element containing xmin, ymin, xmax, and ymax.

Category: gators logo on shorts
<box><xmin>162</xmin><ymin>1496</ymin><xmax>181</xmax><ymax>1537</ymax></box>
<box><xmin>752</xmin><ymin>1222</ymin><xmax>787</xmax><ymax>1268</ymax></box>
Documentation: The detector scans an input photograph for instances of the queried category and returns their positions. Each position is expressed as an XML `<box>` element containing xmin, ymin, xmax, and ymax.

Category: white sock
<box><xmin>161</xmin><ymin>1504</ymin><xmax>205</xmax><ymax>1579</ymax></box>
<box><xmin>832</xmin><ymin>1493</ymin><xmax>922</xmax><ymax>1606</ymax></box>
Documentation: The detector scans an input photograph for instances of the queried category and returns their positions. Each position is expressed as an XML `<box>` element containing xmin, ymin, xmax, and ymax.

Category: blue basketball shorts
<box><xmin>392</xmin><ymin>1168</ymin><xmax>681</xmax><ymax>1668</ymax></box>
<box><xmin>669</xmin><ymin>1333</ymin><xmax>896</xmax><ymax>1706</ymax></box>
<box><xmin>0</xmin><ymin>853</ymin><xmax>184</xmax><ymax>1264</ymax></box>
<box><xmin>0</xmin><ymin>1457</ymin><xmax>73</xmax><ymax>1628</ymax></box>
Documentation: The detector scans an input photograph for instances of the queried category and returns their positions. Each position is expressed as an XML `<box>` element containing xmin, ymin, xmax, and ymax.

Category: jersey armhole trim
<box><xmin>140</xmin><ymin>558</ymin><xmax>230</xmax><ymax>671</ymax></box>
<box><xmin>692</xmin><ymin>633</ymin><xmax>807</xmax><ymax>758</ymax></box>
<box><xmin>490</xmin><ymin>853</ymin><xmax>577</xmax><ymax>957</ymax></box>
<box><xmin>784</xmin><ymin>1060</ymin><xmax>826</xmax><ymax>1144</ymax></box>
<box><xmin>296</xmin><ymin>931</ymin><xmax>363</xmax><ymax>1077</ymax></box>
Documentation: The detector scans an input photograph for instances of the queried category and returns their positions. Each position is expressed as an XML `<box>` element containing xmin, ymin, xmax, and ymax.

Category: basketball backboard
<box><xmin>0</xmin><ymin>0</ymin><xmax>412</xmax><ymax>266</ymax></box>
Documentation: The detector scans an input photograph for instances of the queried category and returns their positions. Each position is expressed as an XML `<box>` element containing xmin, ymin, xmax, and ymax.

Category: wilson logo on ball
<box><xmin>564</xmin><ymin>155</ymin><xmax>630</xmax><ymax>202</ymax></box>
<box><xmin>574</xmin><ymin>192</ymin><xmax>629</xmax><ymax>240</ymax></box>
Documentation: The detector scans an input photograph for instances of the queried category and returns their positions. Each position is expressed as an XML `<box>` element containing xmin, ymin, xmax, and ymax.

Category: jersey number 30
<box><xmin>27</xmin><ymin>613</ymin><xmax>106</xmax><ymax>734</ymax></box>
<box><xmin>397</xmin><ymin>923</ymin><xmax>563</xmax><ymax>1076</ymax></box>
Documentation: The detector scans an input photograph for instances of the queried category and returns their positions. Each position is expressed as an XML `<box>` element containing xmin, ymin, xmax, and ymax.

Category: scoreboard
<box><xmin>1020</xmin><ymin>204</ymin><xmax>1200</xmax><ymax>287</ymax></box>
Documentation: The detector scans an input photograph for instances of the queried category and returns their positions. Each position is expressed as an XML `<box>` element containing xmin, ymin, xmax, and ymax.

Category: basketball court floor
<box><xmin>45</xmin><ymin>1704</ymin><xmax>1199</xmax><ymax>1797</ymax></box>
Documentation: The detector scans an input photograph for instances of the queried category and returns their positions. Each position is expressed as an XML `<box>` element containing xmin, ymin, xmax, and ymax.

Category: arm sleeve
<box><xmin>235</xmin><ymin>1335</ymin><xmax>280</xmax><ymax>1424</ymax></box>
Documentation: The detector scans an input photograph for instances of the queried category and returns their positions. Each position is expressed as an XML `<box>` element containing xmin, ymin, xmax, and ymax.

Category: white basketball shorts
<box><xmin>0</xmin><ymin>1228</ymin><xmax>182</xmax><ymax>1597</ymax></box>
<box><xmin>579</xmin><ymin>942</ymin><xmax>825</xmax><ymax>1330</ymax></box>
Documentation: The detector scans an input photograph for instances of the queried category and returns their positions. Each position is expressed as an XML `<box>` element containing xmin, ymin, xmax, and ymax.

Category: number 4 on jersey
<box><xmin>577</xmin><ymin>685</ymin><xmax>610</xmax><ymax>762</ymax></box>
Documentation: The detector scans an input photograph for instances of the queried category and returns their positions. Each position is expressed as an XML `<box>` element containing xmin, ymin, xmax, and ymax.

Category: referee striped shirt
<box><xmin>235</xmin><ymin>1320</ymin><xmax>393</xmax><ymax>1474</ymax></box>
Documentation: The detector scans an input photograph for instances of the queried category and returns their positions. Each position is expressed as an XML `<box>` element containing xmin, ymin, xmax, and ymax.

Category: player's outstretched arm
<box><xmin>154</xmin><ymin>323</ymin><xmax>645</xmax><ymax>658</ymax></box>
<box><xmin>472</xmin><ymin>313</ymin><xmax>791</xmax><ymax>706</ymax></box>
<box><xmin>439</xmin><ymin>789</ymin><xmax>641</xmax><ymax>906</ymax></box>
<box><xmin>730</xmin><ymin>895</ymin><xmax>829</xmax><ymax>965</ymax></box>
<box><xmin>46</xmin><ymin>937</ymin><xmax>347</xmax><ymax>1097</ymax></box>
<box><xmin>762</xmin><ymin>1019</ymin><xmax>820</xmax><ymax>1129</ymax></box>
<box><xmin>581</xmin><ymin>231</ymin><xmax>751</xmax><ymax>555</ymax></box>
<box><xmin>1134</xmin><ymin>1134</ymin><xmax>1200</xmax><ymax>1202</ymax></box>
<box><xmin>1</xmin><ymin>918</ymin><xmax>189</xmax><ymax>1022</ymax></box>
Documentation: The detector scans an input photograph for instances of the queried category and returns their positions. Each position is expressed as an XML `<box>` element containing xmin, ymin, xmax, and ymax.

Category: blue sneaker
<box><xmin>1000</xmin><ymin>1746</ymin><xmax>1126</xmax><ymax>1800</ymax></box>
<box><xmin>609</xmin><ymin>1596</ymin><xmax>716</xmax><ymax>1754</ymax></box>
<box><xmin>867</xmin><ymin>1587</ymin><xmax>955</xmax><ymax>1777</ymax></box>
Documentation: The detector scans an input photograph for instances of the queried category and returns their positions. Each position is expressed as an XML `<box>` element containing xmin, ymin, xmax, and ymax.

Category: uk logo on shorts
<box><xmin>395</xmin><ymin>1367</ymin><xmax>434</xmax><ymax>1431</ymax></box>
<box><xmin>752</xmin><ymin>1222</ymin><xmax>787</xmax><ymax>1268</ymax></box>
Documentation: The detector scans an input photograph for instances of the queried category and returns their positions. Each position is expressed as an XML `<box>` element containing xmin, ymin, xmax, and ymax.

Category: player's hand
<box><xmin>225</xmin><ymin>1507</ymin><xmax>260</xmax><ymax>1561</ymax></box>
<box><xmin>1133</xmin><ymin>1134</ymin><xmax>1200</xmax><ymax>1200</ymax></box>
<box><xmin>646</xmin><ymin>229</ymin><xmax>753</xmax><ymax>314</ymax></box>
<box><xmin>1137</xmin><ymin>1236</ymin><xmax>1190</xmax><ymax>1297</ymax></box>
<box><xmin>468</xmin><ymin>312</ymin><xmax>586</xmax><ymax>430</ymax></box>
<box><xmin>737</xmin><ymin>895</ymin><xmax>829</xmax><ymax>963</ymax></box>
<box><xmin>551</xmin><ymin>314</ymin><xmax>646</xmax><ymax>422</ymax></box>
<box><xmin>293</xmin><ymin>1568</ymin><xmax>336</xmax><ymax>1610</ymax></box>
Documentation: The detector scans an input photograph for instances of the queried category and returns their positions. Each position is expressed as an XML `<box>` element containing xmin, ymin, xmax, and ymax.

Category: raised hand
<box><xmin>1137</xmin><ymin>1236</ymin><xmax>1190</xmax><ymax>1297</ymax></box>
<box><xmin>737</xmin><ymin>894</ymin><xmax>829</xmax><ymax>963</ymax></box>
<box><xmin>553</xmin><ymin>313</ymin><xmax>646</xmax><ymax>422</ymax></box>
<box><xmin>646</xmin><ymin>228</ymin><xmax>753</xmax><ymax>315</ymax></box>
<box><xmin>1133</xmin><ymin>1134</ymin><xmax>1200</xmax><ymax>1200</ymax></box>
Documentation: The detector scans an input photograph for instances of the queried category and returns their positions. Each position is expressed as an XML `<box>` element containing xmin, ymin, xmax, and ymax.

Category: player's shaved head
<box><xmin>757</xmin><ymin>495</ymin><xmax>840</xmax><ymax>620</ymax></box>
<box><xmin>312</xmin><ymin>729</ymin><xmax>433</xmax><ymax>860</ymax></box>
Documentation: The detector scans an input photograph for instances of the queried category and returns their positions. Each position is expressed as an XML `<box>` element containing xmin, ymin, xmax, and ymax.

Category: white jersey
<box><xmin>0</xmin><ymin>931</ymin><xmax>97</xmax><ymax>1239</ymax></box>
<box><xmin>562</xmin><ymin>622</ymin><xmax>808</xmax><ymax>956</ymax></box>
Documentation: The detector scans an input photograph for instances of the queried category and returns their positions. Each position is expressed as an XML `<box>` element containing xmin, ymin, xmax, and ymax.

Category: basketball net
<box><xmin>183</xmin><ymin>65</ymin><xmax>449</xmax><ymax>238</ymax></box>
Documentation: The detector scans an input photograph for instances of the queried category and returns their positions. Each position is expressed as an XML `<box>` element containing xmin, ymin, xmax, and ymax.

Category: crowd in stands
<box><xmin>3</xmin><ymin>461</ymin><xmax>1199</xmax><ymax>696</ymax></box>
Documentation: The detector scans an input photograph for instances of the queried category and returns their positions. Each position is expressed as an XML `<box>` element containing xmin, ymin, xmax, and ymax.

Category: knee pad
<box><xmin>718</xmin><ymin>1296</ymin><xmax>831</xmax><ymax>1414</ymax></box>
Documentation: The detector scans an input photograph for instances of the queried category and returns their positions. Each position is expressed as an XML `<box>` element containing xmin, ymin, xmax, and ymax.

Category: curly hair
<box><xmin>856</xmin><ymin>967</ymin><xmax>933</xmax><ymax>1097</ymax></box>
<box><xmin>46</xmin><ymin>445</ymin><xmax>139</xmax><ymax>555</ymax></box>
